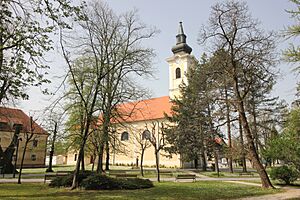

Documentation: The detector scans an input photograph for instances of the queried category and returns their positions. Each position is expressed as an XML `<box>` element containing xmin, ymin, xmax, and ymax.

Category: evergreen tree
<box><xmin>264</xmin><ymin>107</ymin><xmax>300</xmax><ymax>171</ymax></box>
<box><xmin>165</xmin><ymin>55</ymin><xmax>216</xmax><ymax>170</ymax></box>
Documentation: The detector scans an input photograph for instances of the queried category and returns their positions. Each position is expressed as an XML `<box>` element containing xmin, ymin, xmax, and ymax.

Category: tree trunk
<box><xmin>239</xmin><ymin>113</ymin><xmax>247</xmax><ymax>172</ymax></box>
<box><xmin>251</xmin><ymin>101</ymin><xmax>260</xmax><ymax>154</ymax></box>
<box><xmin>46</xmin><ymin>122</ymin><xmax>57</xmax><ymax>173</ymax></box>
<box><xmin>200</xmin><ymin>124</ymin><xmax>207</xmax><ymax>171</ymax></box>
<box><xmin>140</xmin><ymin>149</ymin><xmax>145</xmax><ymax>177</ymax></box>
<box><xmin>18</xmin><ymin>140</ymin><xmax>28</xmax><ymax>184</ymax></box>
<box><xmin>234</xmin><ymin>78</ymin><xmax>273</xmax><ymax>188</ymax></box>
<box><xmin>105</xmin><ymin>141</ymin><xmax>109</xmax><ymax>171</ymax></box>
<box><xmin>155</xmin><ymin>150</ymin><xmax>160</xmax><ymax>182</ymax></box>
<box><xmin>225</xmin><ymin>86</ymin><xmax>233</xmax><ymax>173</ymax></box>
<box><xmin>91</xmin><ymin>158</ymin><xmax>95</xmax><ymax>172</ymax></box>
<box><xmin>91</xmin><ymin>151</ymin><xmax>96</xmax><ymax>172</ymax></box>
<box><xmin>194</xmin><ymin>159</ymin><xmax>198</xmax><ymax>169</ymax></box>
<box><xmin>13</xmin><ymin>139</ymin><xmax>21</xmax><ymax>178</ymax></box>
<box><xmin>201</xmin><ymin>150</ymin><xmax>207</xmax><ymax>171</ymax></box>
<box><xmin>81</xmin><ymin>150</ymin><xmax>85</xmax><ymax>172</ymax></box>
<box><xmin>214</xmin><ymin>148</ymin><xmax>220</xmax><ymax>176</ymax></box>
<box><xmin>71</xmin><ymin>146</ymin><xmax>84</xmax><ymax>189</ymax></box>
<box><xmin>96</xmin><ymin>145</ymin><xmax>104</xmax><ymax>173</ymax></box>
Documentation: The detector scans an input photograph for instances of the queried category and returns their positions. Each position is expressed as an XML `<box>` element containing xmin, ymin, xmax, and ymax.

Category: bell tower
<box><xmin>166</xmin><ymin>22</ymin><xmax>197</xmax><ymax>99</ymax></box>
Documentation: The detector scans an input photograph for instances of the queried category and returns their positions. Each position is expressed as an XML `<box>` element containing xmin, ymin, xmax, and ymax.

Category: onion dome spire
<box><xmin>171</xmin><ymin>22</ymin><xmax>192</xmax><ymax>54</ymax></box>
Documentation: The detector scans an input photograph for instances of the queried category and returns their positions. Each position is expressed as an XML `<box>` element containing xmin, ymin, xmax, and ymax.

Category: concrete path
<box><xmin>238</xmin><ymin>187</ymin><xmax>300</xmax><ymax>200</ymax></box>
<box><xmin>225</xmin><ymin>181</ymin><xmax>300</xmax><ymax>200</ymax></box>
<box><xmin>0</xmin><ymin>178</ymin><xmax>46</xmax><ymax>183</ymax></box>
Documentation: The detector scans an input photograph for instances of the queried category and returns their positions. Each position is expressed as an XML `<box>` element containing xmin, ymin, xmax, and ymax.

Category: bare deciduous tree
<box><xmin>199</xmin><ymin>1</ymin><xmax>277</xmax><ymax>188</ymax></box>
<box><xmin>60</xmin><ymin>1</ymin><xmax>156</xmax><ymax>189</ymax></box>
<box><xmin>147</xmin><ymin>121</ymin><xmax>166</xmax><ymax>182</ymax></box>
<box><xmin>131</xmin><ymin>127</ymin><xmax>151</xmax><ymax>177</ymax></box>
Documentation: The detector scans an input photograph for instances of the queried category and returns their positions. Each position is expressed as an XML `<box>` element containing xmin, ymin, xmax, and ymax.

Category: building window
<box><xmin>142</xmin><ymin>130</ymin><xmax>151</xmax><ymax>140</ymax></box>
<box><xmin>74</xmin><ymin>154</ymin><xmax>77</xmax><ymax>161</ymax></box>
<box><xmin>31</xmin><ymin>154</ymin><xmax>37</xmax><ymax>161</ymax></box>
<box><xmin>0</xmin><ymin>122</ymin><xmax>9</xmax><ymax>131</ymax></box>
<box><xmin>121</xmin><ymin>131</ymin><xmax>129</xmax><ymax>141</ymax></box>
<box><xmin>0</xmin><ymin>122</ymin><xmax>7</xmax><ymax>129</ymax></box>
<box><xmin>175</xmin><ymin>67</ymin><xmax>181</xmax><ymax>79</ymax></box>
<box><xmin>32</xmin><ymin>139</ymin><xmax>38</xmax><ymax>148</ymax></box>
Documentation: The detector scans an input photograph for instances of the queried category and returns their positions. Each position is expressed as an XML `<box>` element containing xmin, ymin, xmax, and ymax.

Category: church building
<box><xmin>109</xmin><ymin>22</ymin><xmax>199</xmax><ymax>168</ymax></box>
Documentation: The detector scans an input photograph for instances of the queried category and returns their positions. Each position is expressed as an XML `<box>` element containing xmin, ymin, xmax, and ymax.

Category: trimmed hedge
<box><xmin>49</xmin><ymin>173</ymin><xmax>154</xmax><ymax>190</ymax></box>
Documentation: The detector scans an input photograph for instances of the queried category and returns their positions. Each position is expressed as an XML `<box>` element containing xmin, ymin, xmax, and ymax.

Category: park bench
<box><xmin>115</xmin><ymin>174</ymin><xmax>138</xmax><ymax>179</ymax></box>
<box><xmin>175</xmin><ymin>174</ymin><xmax>196</xmax><ymax>182</ymax></box>
<box><xmin>44</xmin><ymin>171</ymin><xmax>71</xmax><ymax>183</ymax></box>
<box><xmin>239</xmin><ymin>172</ymin><xmax>254</xmax><ymax>176</ymax></box>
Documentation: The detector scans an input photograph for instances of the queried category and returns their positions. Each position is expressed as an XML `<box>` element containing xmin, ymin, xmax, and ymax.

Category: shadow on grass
<box><xmin>0</xmin><ymin>182</ymin><xmax>281</xmax><ymax>200</ymax></box>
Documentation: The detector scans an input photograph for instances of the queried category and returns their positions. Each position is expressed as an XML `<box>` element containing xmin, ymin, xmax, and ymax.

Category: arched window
<box><xmin>175</xmin><ymin>67</ymin><xmax>181</xmax><ymax>79</ymax></box>
<box><xmin>121</xmin><ymin>131</ymin><xmax>129</xmax><ymax>141</ymax></box>
<box><xmin>142</xmin><ymin>130</ymin><xmax>151</xmax><ymax>140</ymax></box>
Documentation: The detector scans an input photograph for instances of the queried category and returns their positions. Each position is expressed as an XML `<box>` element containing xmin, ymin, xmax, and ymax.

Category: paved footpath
<box><xmin>225</xmin><ymin>181</ymin><xmax>300</xmax><ymax>200</ymax></box>
<box><xmin>0</xmin><ymin>178</ymin><xmax>45</xmax><ymax>183</ymax></box>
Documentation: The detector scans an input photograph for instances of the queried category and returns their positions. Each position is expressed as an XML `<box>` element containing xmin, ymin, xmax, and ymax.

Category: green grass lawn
<box><xmin>0</xmin><ymin>181</ymin><xmax>281</xmax><ymax>200</ymax></box>
<box><xmin>22</xmin><ymin>165</ymin><xmax>78</xmax><ymax>174</ymax></box>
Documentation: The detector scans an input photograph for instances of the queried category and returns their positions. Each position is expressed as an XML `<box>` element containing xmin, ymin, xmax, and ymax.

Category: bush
<box><xmin>270</xmin><ymin>165</ymin><xmax>299</xmax><ymax>185</ymax></box>
<box><xmin>81</xmin><ymin>174</ymin><xmax>153</xmax><ymax>190</ymax></box>
<box><xmin>118</xmin><ymin>178</ymin><xmax>154</xmax><ymax>190</ymax></box>
<box><xmin>49</xmin><ymin>171</ymin><xmax>94</xmax><ymax>187</ymax></box>
<box><xmin>49</xmin><ymin>175</ymin><xmax>73</xmax><ymax>187</ymax></box>
<box><xmin>81</xmin><ymin>175</ymin><xmax>120</xmax><ymax>190</ymax></box>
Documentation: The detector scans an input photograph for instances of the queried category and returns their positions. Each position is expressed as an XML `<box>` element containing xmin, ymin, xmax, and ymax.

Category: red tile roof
<box><xmin>108</xmin><ymin>96</ymin><xmax>173</xmax><ymax>123</ymax></box>
<box><xmin>0</xmin><ymin>107</ymin><xmax>47</xmax><ymax>134</ymax></box>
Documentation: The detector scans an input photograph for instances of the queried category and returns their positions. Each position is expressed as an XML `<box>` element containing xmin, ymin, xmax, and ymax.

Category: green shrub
<box><xmin>49</xmin><ymin>171</ymin><xmax>94</xmax><ymax>187</ymax></box>
<box><xmin>49</xmin><ymin>175</ymin><xmax>72</xmax><ymax>187</ymax></box>
<box><xmin>81</xmin><ymin>175</ymin><xmax>120</xmax><ymax>190</ymax></box>
<box><xmin>81</xmin><ymin>174</ymin><xmax>154</xmax><ymax>190</ymax></box>
<box><xmin>118</xmin><ymin>178</ymin><xmax>153</xmax><ymax>190</ymax></box>
<box><xmin>270</xmin><ymin>165</ymin><xmax>299</xmax><ymax>185</ymax></box>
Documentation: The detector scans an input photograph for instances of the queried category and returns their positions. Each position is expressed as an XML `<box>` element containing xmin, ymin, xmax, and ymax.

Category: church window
<box><xmin>32</xmin><ymin>139</ymin><xmax>38</xmax><ymax>148</ymax></box>
<box><xmin>175</xmin><ymin>68</ymin><xmax>181</xmax><ymax>79</ymax></box>
<box><xmin>142</xmin><ymin>130</ymin><xmax>151</xmax><ymax>140</ymax></box>
<box><xmin>121</xmin><ymin>131</ymin><xmax>129</xmax><ymax>141</ymax></box>
<box><xmin>31</xmin><ymin>154</ymin><xmax>37</xmax><ymax>161</ymax></box>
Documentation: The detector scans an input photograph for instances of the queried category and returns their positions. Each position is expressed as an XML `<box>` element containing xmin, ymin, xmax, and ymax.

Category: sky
<box><xmin>19</xmin><ymin>0</ymin><xmax>298</xmax><ymax>117</ymax></box>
